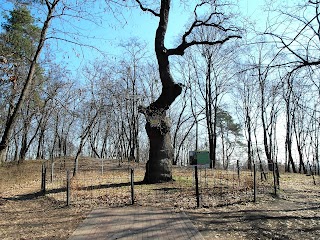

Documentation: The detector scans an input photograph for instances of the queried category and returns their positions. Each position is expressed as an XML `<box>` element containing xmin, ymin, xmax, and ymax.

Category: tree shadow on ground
<box><xmin>186</xmin><ymin>197</ymin><xmax>320</xmax><ymax>240</ymax></box>
<box><xmin>3</xmin><ymin>180</ymin><xmax>150</xmax><ymax>201</ymax></box>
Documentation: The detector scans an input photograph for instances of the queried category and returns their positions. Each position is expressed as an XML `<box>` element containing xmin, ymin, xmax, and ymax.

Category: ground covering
<box><xmin>0</xmin><ymin>159</ymin><xmax>319</xmax><ymax>239</ymax></box>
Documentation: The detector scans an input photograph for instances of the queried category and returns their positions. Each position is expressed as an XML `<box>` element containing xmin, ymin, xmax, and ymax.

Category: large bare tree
<box><xmin>132</xmin><ymin>0</ymin><xmax>241</xmax><ymax>182</ymax></box>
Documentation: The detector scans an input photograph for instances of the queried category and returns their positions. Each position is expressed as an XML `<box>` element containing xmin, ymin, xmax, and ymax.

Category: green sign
<box><xmin>189</xmin><ymin>151</ymin><xmax>210</xmax><ymax>165</ymax></box>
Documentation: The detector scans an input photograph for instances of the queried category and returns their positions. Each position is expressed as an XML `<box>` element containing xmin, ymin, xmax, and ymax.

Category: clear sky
<box><xmin>59</xmin><ymin>0</ymin><xmax>263</xmax><ymax>72</ymax></box>
<box><xmin>0</xmin><ymin>0</ymin><xmax>264</xmax><ymax>73</ymax></box>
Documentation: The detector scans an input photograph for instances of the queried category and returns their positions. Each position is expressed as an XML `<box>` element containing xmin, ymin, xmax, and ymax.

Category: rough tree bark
<box><xmin>136</xmin><ymin>0</ymin><xmax>240</xmax><ymax>183</ymax></box>
<box><xmin>138</xmin><ymin>0</ymin><xmax>181</xmax><ymax>182</ymax></box>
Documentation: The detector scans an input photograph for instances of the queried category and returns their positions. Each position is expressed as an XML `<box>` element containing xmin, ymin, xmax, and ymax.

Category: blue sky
<box><xmin>58</xmin><ymin>0</ymin><xmax>262</xmax><ymax>72</ymax></box>
<box><xmin>0</xmin><ymin>0</ymin><xmax>263</xmax><ymax>73</ymax></box>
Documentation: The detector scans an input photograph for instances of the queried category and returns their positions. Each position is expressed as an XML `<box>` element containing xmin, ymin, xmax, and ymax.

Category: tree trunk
<box><xmin>315</xmin><ymin>142</ymin><xmax>319</xmax><ymax>175</ymax></box>
<box><xmin>286</xmin><ymin>134</ymin><xmax>297</xmax><ymax>173</ymax></box>
<box><xmin>260</xmin><ymin>79</ymin><xmax>273</xmax><ymax>171</ymax></box>
<box><xmin>73</xmin><ymin>110</ymin><xmax>99</xmax><ymax>176</ymax></box>
<box><xmin>137</xmin><ymin>0</ymin><xmax>239</xmax><ymax>180</ymax></box>
<box><xmin>73</xmin><ymin>136</ymin><xmax>86</xmax><ymax>177</ymax></box>
<box><xmin>144</xmin><ymin>114</ymin><xmax>173</xmax><ymax>183</ymax></box>
<box><xmin>19</xmin><ymin>132</ymin><xmax>28</xmax><ymax>164</ymax></box>
<box><xmin>246</xmin><ymin>110</ymin><xmax>253</xmax><ymax>170</ymax></box>
<box><xmin>19</xmin><ymin>105</ymin><xmax>34</xmax><ymax>163</ymax></box>
<box><xmin>0</xmin><ymin>2</ymin><xmax>57</xmax><ymax>164</ymax></box>
<box><xmin>139</xmin><ymin>0</ymin><xmax>182</xmax><ymax>183</ymax></box>
<box><xmin>285</xmin><ymin>90</ymin><xmax>297</xmax><ymax>173</ymax></box>
<box><xmin>0</xmin><ymin>147</ymin><xmax>8</xmax><ymax>164</ymax></box>
<box><xmin>297</xmin><ymin>144</ymin><xmax>307</xmax><ymax>174</ymax></box>
<box><xmin>221</xmin><ymin>125</ymin><xmax>226</xmax><ymax>169</ymax></box>
<box><xmin>204</xmin><ymin>53</ymin><xmax>217</xmax><ymax>169</ymax></box>
<box><xmin>254</xmin><ymin>126</ymin><xmax>267</xmax><ymax>180</ymax></box>
<box><xmin>212</xmin><ymin>104</ymin><xmax>218</xmax><ymax>168</ymax></box>
<box><xmin>36</xmin><ymin>127</ymin><xmax>45</xmax><ymax>159</ymax></box>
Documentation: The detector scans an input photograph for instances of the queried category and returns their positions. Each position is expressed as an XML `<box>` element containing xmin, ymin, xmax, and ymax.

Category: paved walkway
<box><xmin>68</xmin><ymin>206</ymin><xmax>204</xmax><ymax>240</ymax></box>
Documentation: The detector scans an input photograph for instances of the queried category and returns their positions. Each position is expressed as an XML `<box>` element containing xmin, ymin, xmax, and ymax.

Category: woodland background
<box><xmin>0</xmin><ymin>0</ymin><xmax>319</xmax><ymax>176</ymax></box>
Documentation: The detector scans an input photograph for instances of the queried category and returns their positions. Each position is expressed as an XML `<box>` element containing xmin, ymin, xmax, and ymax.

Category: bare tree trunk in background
<box><xmin>171</xmin><ymin>91</ymin><xmax>195</xmax><ymax>165</ymax></box>
<box><xmin>204</xmin><ymin>52</ymin><xmax>217</xmax><ymax>169</ymax></box>
<box><xmin>293</xmin><ymin>118</ymin><xmax>307</xmax><ymax>174</ymax></box>
<box><xmin>311</xmin><ymin>109</ymin><xmax>320</xmax><ymax>175</ymax></box>
<box><xmin>0</xmin><ymin>0</ymin><xmax>59</xmax><ymax>164</ymax></box>
<box><xmin>258</xmin><ymin>60</ymin><xmax>278</xmax><ymax>172</ymax></box>
<box><xmin>260</xmin><ymin>86</ymin><xmax>273</xmax><ymax>171</ymax></box>
<box><xmin>283</xmin><ymin>74</ymin><xmax>297</xmax><ymax>173</ymax></box>
<box><xmin>36</xmin><ymin>125</ymin><xmax>46</xmax><ymax>159</ymax></box>
<box><xmin>0</xmin><ymin>64</ymin><xmax>18</xmax><ymax>163</ymax></box>
<box><xmin>254</xmin><ymin>124</ymin><xmax>267</xmax><ymax>180</ymax></box>
<box><xmin>285</xmin><ymin>100</ymin><xmax>297</xmax><ymax>173</ymax></box>
<box><xmin>73</xmin><ymin>110</ymin><xmax>99</xmax><ymax>176</ymax></box>
<box><xmin>246</xmin><ymin>111</ymin><xmax>253</xmax><ymax>170</ymax></box>
<box><xmin>235</xmin><ymin>69</ymin><xmax>255</xmax><ymax>171</ymax></box>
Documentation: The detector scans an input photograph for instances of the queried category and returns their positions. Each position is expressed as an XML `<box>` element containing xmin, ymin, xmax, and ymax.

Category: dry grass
<box><xmin>0</xmin><ymin>160</ymin><xmax>90</xmax><ymax>240</ymax></box>
<box><xmin>187</xmin><ymin>172</ymin><xmax>320</xmax><ymax>240</ymax></box>
<box><xmin>0</xmin><ymin>158</ymin><xmax>319</xmax><ymax>240</ymax></box>
<box><xmin>42</xmin><ymin>158</ymin><xmax>272</xmax><ymax>208</ymax></box>
<box><xmin>0</xmin><ymin>161</ymin><xmax>41</xmax><ymax>195</ymax></box>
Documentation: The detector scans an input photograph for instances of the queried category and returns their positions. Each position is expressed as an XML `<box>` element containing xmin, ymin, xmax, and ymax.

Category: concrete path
<box><xmin>68</xmin><ymin>206</ymin><xmax>204</xmax><ymax>240</ymax></box>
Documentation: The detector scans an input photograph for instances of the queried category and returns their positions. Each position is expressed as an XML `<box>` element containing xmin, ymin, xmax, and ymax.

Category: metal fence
<box><xmin>40</xmin><ymin>158</ymin><xmax>278</xmax><ymax>209</ymax></box>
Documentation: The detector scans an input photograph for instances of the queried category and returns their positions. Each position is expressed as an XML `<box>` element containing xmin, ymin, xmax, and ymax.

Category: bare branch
<box><xmin>315</xmin><ymin>3</ymin><xmax>320</xmax><ymax>41</ymax></box>
<box><xmin>166</xmin><ymin>1</ymin><xmax>241</xmax><ymax>56</ymax></box>
<box><xmin>167</xmin><ymin>35</ymin><xmax>241</xmax><ymax>56</ymax></box>
<box><xmin>268</xmin><ymin>33</ymin><xmax>308</xmax><ymax>64</ymax></box>
<box><xmin>135</xmin><ymin>0</ymin><xmax>160</xmax><ymax>17</ymax></box>
<box><xmin>265</xmin><ymin>6</ymin><xmax>320</xmax><ymax>67</ymax></box>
